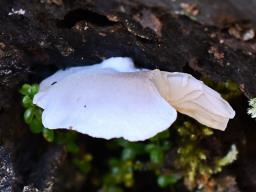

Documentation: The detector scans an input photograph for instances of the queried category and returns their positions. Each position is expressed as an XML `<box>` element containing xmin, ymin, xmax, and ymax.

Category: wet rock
<box><xmin>0</xmin><ymin>146</ymin><xmax>17</xmax><ymax>192</ymax></box>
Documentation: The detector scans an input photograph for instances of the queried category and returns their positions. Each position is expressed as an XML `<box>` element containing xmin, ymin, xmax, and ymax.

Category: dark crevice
<box><xmin>182</xmin><ymin>62</ymin><xmax>202</xmax><ymax>79</ymax></box>
<box><xmin>56</xmin><ymin>9</ymin><xmax>117</xmax><ymax>28</ymax></box>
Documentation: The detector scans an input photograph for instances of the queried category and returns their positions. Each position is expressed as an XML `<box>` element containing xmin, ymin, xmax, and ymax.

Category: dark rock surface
<box><xmin>0</xmin><ymin>146</ymin><xmax>17</xmax><ymax>192</ymax></box>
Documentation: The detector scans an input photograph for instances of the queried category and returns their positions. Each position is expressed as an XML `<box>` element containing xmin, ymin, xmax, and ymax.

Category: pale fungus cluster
<box><xmin>33</xmin><ymin>57</ymin><xmax>235</xmax><ymax>141</ymax></box>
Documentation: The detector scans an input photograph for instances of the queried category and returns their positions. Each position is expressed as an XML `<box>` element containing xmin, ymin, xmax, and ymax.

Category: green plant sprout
<box><xmin>248</xmin><ymin>98</ymin><xmax>256</xmax><ymax>118</ymax></box>
<box><xmin>20</xmin><ymin>83</ymin><xmax>54</xmax><ymax>142</ymax></box>
<box><xmin>215</xmin><ymin>144</ymin><xmax>238</xmax><ymax>172</ymax></box>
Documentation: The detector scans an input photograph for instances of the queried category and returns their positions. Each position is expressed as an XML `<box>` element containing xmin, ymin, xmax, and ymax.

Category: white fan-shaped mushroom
<box><xmin>33</xmin><ymin>57</ymin><xmax>235</xmax><ymax>141</ymax></box>
<box><xmin>35</xmin><ymin>70</ymin><xmax>177</xmax><ymax>141</ymax></box>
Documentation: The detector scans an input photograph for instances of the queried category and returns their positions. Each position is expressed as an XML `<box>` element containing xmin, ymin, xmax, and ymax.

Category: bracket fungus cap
<box><xmin>33</xmin><ymin>57</ymin><xmax>235</xmax><ymax>141</ymax></box>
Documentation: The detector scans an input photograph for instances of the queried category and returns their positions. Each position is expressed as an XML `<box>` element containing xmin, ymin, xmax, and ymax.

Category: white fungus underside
<box><xmin>162</xmin><ymin>72</ymin><xmax>235</xmax><ymax>130</ymax></box>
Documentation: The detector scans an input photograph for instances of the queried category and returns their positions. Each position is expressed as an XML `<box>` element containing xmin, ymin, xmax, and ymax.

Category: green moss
<box><xmin>173</xmin><ymin>122</ymin><xmax>238</xmax><ymax>190</ymax></box>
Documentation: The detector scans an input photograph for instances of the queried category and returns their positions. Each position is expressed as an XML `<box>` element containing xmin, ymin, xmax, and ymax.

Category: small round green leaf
<box><xmin>22</xmin><ymin>95</ymin><xmax>32</xmax><ymax>108</ymax></box>
<box><xmin>157</xmin><ymin>175</ymin><xmax>177</xmax><ymax>188</ymax></box>
<box><xmin>66</xmin><ymin>142</ymin><xmax>79</xmax><ymax>154</ymax></box>
<box><xmin>30</xmin><ymin>118</ymin><xmax>43</xmax><ymax>133</ymax></box>
<box><xmin>122</xmin><ymin>148</ymin><xmax>136</xmax><ymax>160</ymax></box>
<box><xmin>20</xmin><ymin>84</ymin><xmax>31</xmax><ymax>95</ymax></box>
<box><xmin>43</xmin><ymin>128</ymin><xmax>54</xmax><ymax>142</ymax></box>
<box><xmin>30</xmin><ymin>84</ymin><xmax>39</xmax><ymax>96</ymax></box>
<box><xmin>150</xmin><ymin>149</ymin><xmax>164</xmax><ymax>164</ymax></box>
<box><xmin>24</xmin><ymin>108</ymin><xmax>34</xmax><ymax>124</ymax></box>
